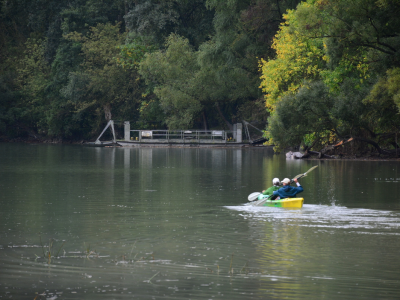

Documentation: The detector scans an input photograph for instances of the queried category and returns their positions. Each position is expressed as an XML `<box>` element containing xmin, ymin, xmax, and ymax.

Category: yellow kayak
<box><xmin>263</xmin><ymin>197</ymin><xmax>304</xmax><ymax>208</ymax></box>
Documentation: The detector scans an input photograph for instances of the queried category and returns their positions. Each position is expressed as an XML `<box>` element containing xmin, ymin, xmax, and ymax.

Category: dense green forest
<box><xmin>1</xmin><ymin>0</ymin><xmax>399</xmax><ymax>155</ymax></box>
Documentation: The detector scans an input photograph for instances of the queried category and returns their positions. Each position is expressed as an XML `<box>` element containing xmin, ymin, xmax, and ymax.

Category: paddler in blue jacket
<box><xmin>271</xmin><ymin>178</ymin><xmax>303</xmax><ymax>199</ymax></box>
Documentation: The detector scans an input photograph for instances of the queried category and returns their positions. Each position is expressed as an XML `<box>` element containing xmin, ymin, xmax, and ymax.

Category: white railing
<box><xmin>130</xmin><ymin>129</ymin><xmax>228</xmax><ymax>141</ymax></box>
<box><xmin>123</xmin><ymin>121</ymin><xmax>243</xmax><ymax>143</ymax></box>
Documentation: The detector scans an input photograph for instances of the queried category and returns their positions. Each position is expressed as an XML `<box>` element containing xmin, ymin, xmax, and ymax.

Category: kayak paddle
<box><xmin>291</xmin><ymin>165</ymin><xmax>318</xmax><ymax>183</ymax></box>
<box><xmin>278</xmin><ymin>165</ymin><xmax>319</xmax><ymax>185</ymax></box>
<box><xmin>248</xmin><ymin>165</ymin><xmax>318</xmax><ymax>201</ymax></box>
<box><xmin>248</xmin><ymin>192</ymin><xmax>261</xmax><ymax>201</ymax></box>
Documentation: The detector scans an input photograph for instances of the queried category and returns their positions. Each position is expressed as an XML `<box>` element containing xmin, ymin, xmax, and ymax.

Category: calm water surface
<box><xmin>0</xmin><ymin>143</ymin><xmax>400</xmax><ymax>299</ymax></box>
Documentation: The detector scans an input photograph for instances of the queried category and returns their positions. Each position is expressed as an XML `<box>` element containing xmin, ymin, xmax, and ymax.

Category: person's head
<box><xmin>272</xmin><ymin>178</ymin><xmax>280</xmax><ymax>186</ymax></box>
<box><xmin>282</xmin><ymin>178</ymin><xmax>291</xmax><ymax>186</ymax></box>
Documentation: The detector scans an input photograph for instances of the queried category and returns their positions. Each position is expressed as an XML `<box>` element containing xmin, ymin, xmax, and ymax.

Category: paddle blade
<box><xmin>305</xmin><ymin>165</ymin><xmax>318</xmax><ymax>174</ymax></box>
<box><xmin>248</xmin><ymin>192</ymin><xmax>261</xmax><ymax>201</ymax></box>
<box><xmin>293</xmin><ymin>173</ymin><xmax>305</xmax><ymax>180</ymax></box>
<box><xmin>293</xmin><ymin>166</ymin><xmax>318</xmax><ymax>180</ymax></box>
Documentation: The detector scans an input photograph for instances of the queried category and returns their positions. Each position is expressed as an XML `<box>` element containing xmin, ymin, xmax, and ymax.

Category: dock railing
<box><xmin>130</xmin><ymin>129</ymin><xmax>228</xmax><ymax>142</ymax></box>
<box><xmin>123</xmin><ymin>121</ymin><xmax>243</xmax><ymax>143</ymax></box>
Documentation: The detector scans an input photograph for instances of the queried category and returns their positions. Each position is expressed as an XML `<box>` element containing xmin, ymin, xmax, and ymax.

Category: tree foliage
<box><xmin>2</xmin><ymin>0</ymin><xmax>398</xmax><ymax>155</ymax></box>
<box><xmin>63</xmin><ymin>23</ymin><xmax>143</xmax><ymax>132</ymax></box>
<box><xmin>139</xmin><ymin>34</ymin><xmax>202</xmax><ymax>129</ymax></box>
<box><xmin>124</xmin><ymin>0</ymin><xmax>214</xmax><ymax>49</ymax></box>
<box><xmin>261</xmin><ymin>0</ymin><xmax>400</xmax><ymax>153</ymax></box>
<box><xmin>259</xmin><ymin>7</ymin><xmax>326</xmax><ymax>109</ymax></box>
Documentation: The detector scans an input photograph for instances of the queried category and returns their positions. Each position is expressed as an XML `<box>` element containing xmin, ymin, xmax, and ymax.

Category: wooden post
<box><xmin>110</xmin><ymin>120</ymin><xmax>116</xmax><ymax>143</ymax></box>
<box><xmin>236</xmin><ymin>123</ymin><xmax>242</xmax><ymax>143</ymax></box>
<box><xmin>95</xmin><ymin>120</ymin><xmax>111</xmax><ymax>144</ymax></box>
<box><xmin>124</xmin><ymin>121</ymin><xmax>130</xmax><ymax>141</ymax></box>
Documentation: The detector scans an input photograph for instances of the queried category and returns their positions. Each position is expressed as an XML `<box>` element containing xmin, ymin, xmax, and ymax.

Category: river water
<box><xmin>0</xmin><ymin>143</ymin><xmax>400</xmax><ymax>300</ymax></box>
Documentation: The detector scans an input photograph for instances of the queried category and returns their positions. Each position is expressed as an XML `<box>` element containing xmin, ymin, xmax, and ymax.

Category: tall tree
<box><xmin>139</xmin><ymin>34</ymin><xmax>202</xmax><ymax>129</ymax></box>
<box><xmin>63</xmin><ymin>23</ymin><xmax>143</xmax><ymax>134</ymax></box>
<box><xmin>260</xmin><ymin>0</ymin><xmax>400</xmax><ymax>152</ymax></box>
<box><xmin>124</xmin><ymin>0</ymin><xmax>214</xmax><ymax>49</ymax></box>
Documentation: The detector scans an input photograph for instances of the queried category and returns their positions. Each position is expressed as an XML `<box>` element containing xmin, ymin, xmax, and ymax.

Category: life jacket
<box><xmin>273</xmin><ymin>185</ymin><xmax>304</xmax><ymax>198</ymax></box>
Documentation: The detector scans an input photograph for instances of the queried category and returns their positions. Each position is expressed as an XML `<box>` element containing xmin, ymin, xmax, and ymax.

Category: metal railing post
<box><xmin>124</xmin><ymin>121</ymin><xmax>130</xmax><ymax>141</ymax></box>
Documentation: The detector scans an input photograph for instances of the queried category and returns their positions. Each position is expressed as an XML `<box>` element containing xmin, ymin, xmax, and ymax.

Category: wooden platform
<box><xmin>117</xmin><ymin>140</ymin><xmax>250</xmax><ymax>147</ymax></box>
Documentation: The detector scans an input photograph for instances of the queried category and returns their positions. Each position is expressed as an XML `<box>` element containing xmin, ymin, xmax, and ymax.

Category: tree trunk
<box><xmin>303</xmin><ymin>138</ymin><xmax>319</xmax><ymax>152</ymax></box>
<box><xmin>306</xmin><ymin>150</ymin><xmax>334</xmax><ymax>159</ymax></box>
<box><xmin>202</xmin><ymin>111</ymin><xmax>208</xmax><ymax>131</ymax></box>
<box><xmin>352</xmin><ymin>136</ymin><xmax>388</xmax><ymax>155</ymax></box>
<box><xmin>104</xmin><ymin>104</ymin><xmax>112</xmax><ymax>121</ymax></box>
<box><xmin>215</xmin><ymin>102</ymin><xmax>233</xmax><ymax>131</ymax></box>
<box><xmin>319</xmin><ymin>138</ymin><xmax>354</xmax><ymax>154</ymax></box>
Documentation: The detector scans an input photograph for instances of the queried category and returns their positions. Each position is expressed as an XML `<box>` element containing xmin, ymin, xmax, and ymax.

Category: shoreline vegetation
<box><xmin>1</xmin><ymin>1</ymin><xmax>399</xmax><ymax>158</ymax></box>
<box><xmin>2</xmin><ymin>135</ymin><xmax>399</xmax><ymax>161</ymax></box>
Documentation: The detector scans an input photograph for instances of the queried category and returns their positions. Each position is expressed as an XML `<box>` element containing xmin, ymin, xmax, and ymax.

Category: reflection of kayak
<box><xmin>253</xmin><ymin>194</ymin><xmax>304</xmax><ymax>208</ymax></box>
<box><xmin>263</xmin><ymin>198</ymin><xmax>304</xmax><ymax>208</ymax></box>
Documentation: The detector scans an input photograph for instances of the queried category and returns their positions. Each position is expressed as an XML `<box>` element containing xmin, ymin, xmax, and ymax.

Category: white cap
<box><xmin>272</xmin><ymin>178</ymin><xmax>280</xmax><ymax>185</ymax></box>
<box><xmin>282</xmin><ymin>178</ymin><xmax>291</xmax><ymax>184</ymax></box>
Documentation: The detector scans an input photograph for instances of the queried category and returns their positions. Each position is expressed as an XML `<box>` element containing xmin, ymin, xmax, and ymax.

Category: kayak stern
<box><xmin>263</xmin><ymin>198</ymin><xmax>304</xmax><ymax>208</ymax></box>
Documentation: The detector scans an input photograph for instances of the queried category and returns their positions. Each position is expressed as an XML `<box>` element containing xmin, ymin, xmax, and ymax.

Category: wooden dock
<box><xmin>87</xmin><ymin>120</ymin><xmax>265</xmax><ymax>147</ymax></box>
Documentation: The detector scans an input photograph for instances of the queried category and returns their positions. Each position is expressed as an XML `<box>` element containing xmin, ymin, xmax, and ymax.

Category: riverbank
<box><xmin>2</xmin><ymin>135</ymin><xmax>400</xmax><ymax>160</ymax></box>
<box><xmin>303</xmin><ymin>150</ymin><xmax>400</xmax><ymax>161</ymax></box>
<box><xmin>0</xmin><ymin>135</ymin><xmax>84</xmax><ymax>144</ymax></box>
<box><xmin>285</xmin><ymin>140</ymin><xmax>400</xmax><ymax>161</ymax></box>
<box><xmin>304</xmin><ymin>155</ymin><xmax>400</xmax><ymax>161</ymax></box>
<box><xmin>296</xmin><ymin>151</ymin><xmax>400</xmax><ymax>161</ymax></box>
<box><xmin>0</xmin><ymin>136</ymin><xmax>251</xmax><ymax>148</ymax></box>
